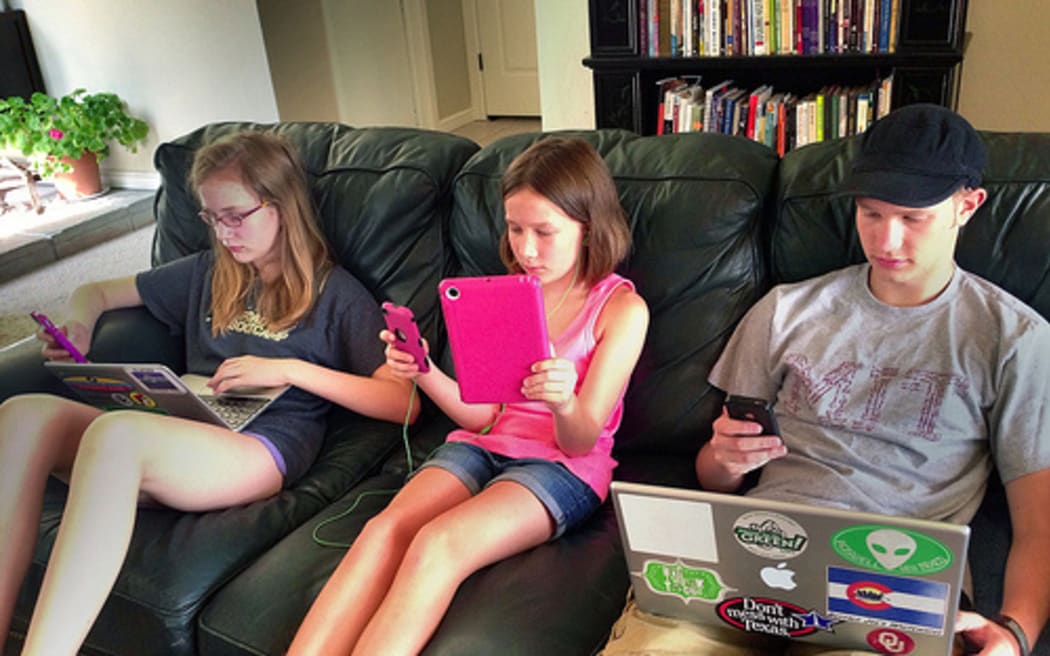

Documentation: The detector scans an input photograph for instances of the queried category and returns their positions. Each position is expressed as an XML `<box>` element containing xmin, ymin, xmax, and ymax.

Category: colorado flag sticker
<box><xmin>827</xmin><ymin>566</ymin><xmax>949</xmax><ymax>635</ymax></box>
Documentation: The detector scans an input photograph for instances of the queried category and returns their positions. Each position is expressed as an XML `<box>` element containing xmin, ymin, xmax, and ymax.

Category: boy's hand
<box><xmin>708</xmin><ymin>408</ymin><xmax>788</xmax><ymax>479</ymax></box>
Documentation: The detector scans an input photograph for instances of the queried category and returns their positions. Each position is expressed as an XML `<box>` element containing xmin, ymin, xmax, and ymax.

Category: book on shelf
<box><xmin>650</xmin><ymin>71</ymin><xmax>895</xmax><ymax>156</ymax></box>
<box><xmin>702</xmin><ymin>79</ymin><xmax>733</xmax><ymax>132</ymax></box>
<box><xmin>637</xmin><ymin>0</ymin><xmax>903</xmax><ymax>57</ymax></box>
<box><xmin>640</xmin><ymin>0</ymin><xmax>649</xmax><ymax>55</ymax></box>
<box><xmin>657</xmin><ymin>0</ymin><xmax>671</xmax><ymax>56</ymax></box>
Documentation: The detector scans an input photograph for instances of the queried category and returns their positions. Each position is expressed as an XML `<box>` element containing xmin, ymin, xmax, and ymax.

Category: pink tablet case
<box><xmin>439</xmin><ymin>275</ymin><xmax>550</xmax><ymax>404</ymax></box>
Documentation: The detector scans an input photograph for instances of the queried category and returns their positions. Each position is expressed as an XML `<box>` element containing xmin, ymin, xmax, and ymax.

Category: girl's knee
<box><xmin>360</xmin><ymin>507</ymin><xmax>417</xmax><ymax>549</ymax></box>
<box><xmin>76</xmin><ymin>411</ymin><xmax>150</xmax><ymax>463</ymax></box>
<box><xmin>403</xmin><ymin>520</ymin><xmax>462</xmax><ymax>571</ymax></box>
<box><xmin>0</xmin><ymin>394</ymin><xmax>79</xmax><ymax>455</ymax></box>
<box><xmin>0</xmin><ymin>393</ymin><xmax>66</xmax><ymax>425</ymax></box>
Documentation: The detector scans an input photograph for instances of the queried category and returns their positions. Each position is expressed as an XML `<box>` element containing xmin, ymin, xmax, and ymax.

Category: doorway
<box><xmin>473</xmin><ymin>0</ymin><xmax>541</xmax><ymax>117</ymax></box>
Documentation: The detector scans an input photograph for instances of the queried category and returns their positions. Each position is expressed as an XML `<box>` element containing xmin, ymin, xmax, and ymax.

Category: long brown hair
<box><xmin>499</xmin><ymin>136</ymin><xmax>631</xmax><ymax>285</ymax></box>
<box><xmin>190</xmin><ymin>131</ymin><xmax>332</xmax><ymax>335</ymax></box>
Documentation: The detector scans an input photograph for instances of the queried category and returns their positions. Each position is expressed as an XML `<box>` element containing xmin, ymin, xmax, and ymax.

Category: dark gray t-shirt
<box><xmin>136</xmin><ymin>251</ymin><xmax>386</xmax><ymax>483</ymax></box>
<box><xmin>710</xmin><ymin>264</ymin><xmax>1050</xmax><ymax>523</ymax></box>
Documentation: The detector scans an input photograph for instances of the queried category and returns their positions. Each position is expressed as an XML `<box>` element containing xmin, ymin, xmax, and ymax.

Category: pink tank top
<box><xmin>446</xmin><ymin>273</ymin><xmax>633</xmax><ymax>500</ymax></box>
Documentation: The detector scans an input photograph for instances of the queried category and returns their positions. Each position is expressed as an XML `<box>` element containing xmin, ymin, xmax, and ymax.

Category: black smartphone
<box><xmin>724</xmin><ymin>394</ymin><xmax>780</xmax><ymax>436</ymax></box>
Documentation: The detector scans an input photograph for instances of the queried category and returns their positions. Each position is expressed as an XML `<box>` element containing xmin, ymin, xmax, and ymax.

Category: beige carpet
<box><xmin>0</xmin><ymin>224</ymin><xmax>155</xmax><ymax>350</ymax></box>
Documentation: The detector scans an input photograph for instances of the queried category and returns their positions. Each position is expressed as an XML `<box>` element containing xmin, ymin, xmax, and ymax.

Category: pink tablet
<box><xmin>439</xmin><ymin>275</ymin><xmax>550</xmax><ymax>404</ymax></box>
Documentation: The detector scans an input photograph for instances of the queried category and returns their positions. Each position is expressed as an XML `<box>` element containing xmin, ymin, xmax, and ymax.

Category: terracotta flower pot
<box><xmin>53</xmin><ymin>150</ymin><xmax>103</xmax><ymax>200</ymax></box>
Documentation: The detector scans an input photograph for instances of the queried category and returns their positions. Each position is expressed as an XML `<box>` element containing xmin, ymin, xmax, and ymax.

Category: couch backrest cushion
<box><xmin>449</xmin><ymin>130</ymin><xmax>778</xmax><ymax>456</ymax></box>
<box><xmin>152</xmin><ymin>122</ymin><xmax>478</xmax><ymax>346</ymax></box>
<box><xmin>775</xmin><ymin>132</ymin><xmax>1050</xmax><ymax>322</ymax></box>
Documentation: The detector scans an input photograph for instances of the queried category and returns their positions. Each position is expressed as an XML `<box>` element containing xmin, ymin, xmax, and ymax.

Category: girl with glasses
<box><xmin>0</xmin><ymin>131</ymin><xmax>416</xmax><ymax>655</ymax></box>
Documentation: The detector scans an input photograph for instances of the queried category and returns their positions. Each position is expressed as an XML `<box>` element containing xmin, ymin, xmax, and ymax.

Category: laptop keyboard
<box><xmin>200</xmin><ymin>395</ymin><xmax>270</xmax><ymax>428</ymax></box>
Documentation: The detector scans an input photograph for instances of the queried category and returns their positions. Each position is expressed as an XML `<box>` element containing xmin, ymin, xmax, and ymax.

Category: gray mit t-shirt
<box><xmin>136</xmin><ymin>251</ymin><xmax>386</xmax><ymax>483</ymax></box>
<box><xmin>709</xmin><ymin>264</ymin><xmax>1050</xmax><ymax>524</ymax></box>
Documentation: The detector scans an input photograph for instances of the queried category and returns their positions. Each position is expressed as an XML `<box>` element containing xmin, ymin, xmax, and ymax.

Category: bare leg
<box><xmin>287</xmin><ymin>467</ymin><xmax>473</xmax><ymax>656</ymax></box>
<box><xmin>351</xmin><ymin>480</ymin><xmax>556</xmax><ymax>656</ymax></box>
<box><xmin>20</xmin><ymin>410</ymin><xmax>282</xmax><ymax>656</ymax></box>
<box><xmin>0</xmin><ymin>395</ymin><xmax>100</xmax><ymax>644</ymax></box>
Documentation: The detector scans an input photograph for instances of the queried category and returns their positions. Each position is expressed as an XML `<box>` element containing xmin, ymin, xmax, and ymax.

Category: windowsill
<box><xmin>0</xmin><ymin>184</ymin><xmax>154</xmax><ymax>284</ymax></box>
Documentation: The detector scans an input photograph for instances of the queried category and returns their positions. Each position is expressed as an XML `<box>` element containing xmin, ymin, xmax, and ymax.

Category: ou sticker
<box><xmin>866</xmin><ymin>627</ymin><xmax>916</xmax><ymax>654</ymax></box>
<box><xmin>831</xmin><ymin>525</ymin><xmax>952</xmax><ymax>575</ymax></box>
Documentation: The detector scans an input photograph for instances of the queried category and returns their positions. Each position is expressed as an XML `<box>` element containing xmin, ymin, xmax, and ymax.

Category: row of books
<box><xmin>656</xmin><ymin>74</ymin><xmax>894</xmax><ymax>155</ymax></box>
<box><xmin>640</xmin><ymin>0</ymin><xmax>901</xmax><ymax>57</ymax></box>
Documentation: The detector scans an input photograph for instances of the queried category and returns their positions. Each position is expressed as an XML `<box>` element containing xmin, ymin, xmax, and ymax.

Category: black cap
<box><xmin>838</xmin><ymin>104</ymin><xmax>986</xmax><ymax>207</ymax></box>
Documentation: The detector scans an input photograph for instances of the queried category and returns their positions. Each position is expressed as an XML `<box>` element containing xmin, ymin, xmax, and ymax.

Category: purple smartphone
<box><xmin>30</xmin><ymin>311</ymin><xmax>88</xmax><ymax>363</ymax></box>
<box><xmin>381</xmin><ymin>302</ymin><xmax>430</xmax><ymax>373</ymax></box>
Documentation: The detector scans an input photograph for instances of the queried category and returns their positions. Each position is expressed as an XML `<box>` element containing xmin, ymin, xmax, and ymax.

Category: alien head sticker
<box><xmin>831</xmin><ymin>525</ymin><xmax>952</xmax><ymax>575</ymax></box>
<box><xmin>637</xmin><ymin>559</ymin><xmax>734</xmax><ymax>604</ymax></box>
<box><xmin>732</xmin><ymin>511</ymin><xmax>808</xmax><ymax>560</ymax></box>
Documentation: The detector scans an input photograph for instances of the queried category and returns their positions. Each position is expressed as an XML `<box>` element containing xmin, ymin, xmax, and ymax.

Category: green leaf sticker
<box><xmin>831</xmin><ymin>525</ymin><xmax>953</xmax><ymax>575</ymax></box>
<box><xmin>639</xmin><ymin>560</ymin><xmax>734</xmax><ymax>603</ymax></box>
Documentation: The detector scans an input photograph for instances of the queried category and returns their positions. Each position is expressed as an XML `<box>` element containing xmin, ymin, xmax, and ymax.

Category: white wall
<box><xmin>958</xmin><ymin>3</ymin><xmax>1050</xmax><ymax>131</ymax></box>
<box><xmin>11</xmin><ymin>0</ymin><xmax>279</xmax><ymax>188</ymax></box>
<box><xmin>535</xmin><ymin>0</ymin><xmax>594</xmax><ymax>130</ymax></box>
<box><xmin>321</xmin><ymin>0</ymin><xmax>418</xmax><ymax>127</ymax></box>
<box><xmin>257</xmin><ymin>0</ymin><xmax>340</xmax><ymax>123</ymax></box>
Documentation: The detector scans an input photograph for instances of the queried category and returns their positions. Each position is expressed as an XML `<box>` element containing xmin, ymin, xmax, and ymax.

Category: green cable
<box><xmin>311</xmin><ymin>379</ymin><xmax>420</xmax><ymax>549</ymax></box>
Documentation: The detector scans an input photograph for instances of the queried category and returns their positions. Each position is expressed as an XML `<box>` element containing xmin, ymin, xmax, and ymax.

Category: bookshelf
<box><xmin>583</xmin><ymin>0</ymin><xmax>968</xmax><ymax>137</ymax></box>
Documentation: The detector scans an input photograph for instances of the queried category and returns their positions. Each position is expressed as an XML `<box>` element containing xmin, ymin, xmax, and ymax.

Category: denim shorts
<box><xmin>418</xmin><ymin>441</ymin><xmax>601</xmax><ymax>539</ymax></box>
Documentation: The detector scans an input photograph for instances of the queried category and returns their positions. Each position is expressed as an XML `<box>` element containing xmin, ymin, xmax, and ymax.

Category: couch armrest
<box><xmin>0</xmin><ymin>338</ymin><xmax>67</xmax><ymax>401</ymax></box>
<box><xmin>88</xmin><ymin>306</ymin><xmax>185</xmax><ymax>369</ymax></box>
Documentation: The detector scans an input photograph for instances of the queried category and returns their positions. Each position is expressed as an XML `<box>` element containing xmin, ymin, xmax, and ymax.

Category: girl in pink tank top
<box><xmin>290</xmin><ymin>137</ymin><xmax>650</xmax><ymax>656</ymax></box>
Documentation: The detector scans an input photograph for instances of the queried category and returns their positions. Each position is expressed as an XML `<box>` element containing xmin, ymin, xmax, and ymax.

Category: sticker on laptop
<box><xmin>760</xmin><ymin>562</ymin><xmax>798</xmax><ymax>591</ymax></box>
<box><xmin>129</xmin><ymin>367</ymin><xmax>185</xmax><ymax>394</ymax></box>
<box><xmin>866</xmin><ymin>627</ymin><xmax>916</xmax><ymax>654</ymax></box>
<box><xmin>637</xmin><ymin>559</ymin><xmax>734</xmax><ymax>603</ymax></box>
<box><xmin>732</xmin><ymin>511</ymin><xmax>809</xmax><ymax>560</ymax></box>
<box><xmin>831</xmin><ymin>525</ymin><xmax>953</xmax><ymax>575</ymax></box>
<box><xmin>826</xmin><ymin>566</ymin><xmax>950</xmax><ymax>635</ymax></box>
<box><xmin>717</xmin><ymin>596</ymin><xmax>838</xmax><ymax>637</ymax></box>
<box><xmin>62</xmin><ymin>375</ymin><xmax>133</xmax><ymax>394</ymax></box>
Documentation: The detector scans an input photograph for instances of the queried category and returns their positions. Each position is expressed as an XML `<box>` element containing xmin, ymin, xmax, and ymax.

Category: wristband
<box><xmin>993</xmin><ymin>614</ymin><xmax>1030</xmax><ymax>656</ymax></box>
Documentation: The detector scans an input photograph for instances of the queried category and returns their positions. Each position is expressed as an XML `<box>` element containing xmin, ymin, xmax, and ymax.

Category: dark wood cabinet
<box><xmin>584</xmin><ymin>0</ymin><xmax>968</xmax><ymax>135</ymax></box>
<box><xmin>0</xmin><ymin>10</ymin><xmax>46</xmax><ymax>100</ymax></box>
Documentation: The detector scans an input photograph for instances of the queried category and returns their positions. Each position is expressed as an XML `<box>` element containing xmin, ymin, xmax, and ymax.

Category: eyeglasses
<box><xmin>198</xmin><ymin>201</ymin><xmax>269</xmax><ymax>228</ymax></box>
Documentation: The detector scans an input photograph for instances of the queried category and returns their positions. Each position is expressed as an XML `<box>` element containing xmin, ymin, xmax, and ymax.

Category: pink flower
<box><xmin>49</xmin><ymin>129</ymin><xmax>64</xmax><ymax>140</ymax></box>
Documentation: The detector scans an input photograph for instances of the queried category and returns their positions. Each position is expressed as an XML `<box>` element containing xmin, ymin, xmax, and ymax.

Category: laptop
<box><xmin>44</xmin><ymin>361</ymin><xmax>288</xmax><ymax>432</ymax></box>
<box><xmin>610</xmin><ymin>481</ymin><xmax>970</xmax><ymax>656</ymax></box>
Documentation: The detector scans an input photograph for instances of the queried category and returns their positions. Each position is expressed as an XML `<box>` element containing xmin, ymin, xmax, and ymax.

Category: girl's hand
<box><xmin>381</xmin><ymin>329</ymin><xmax>429</xmax><ymax>379</ymax></box>
<box><xmin>523</xmin><ymin>355</ymin><xmax>578</xmax><ymax>413</ymax></box>
<box><xmin>37</xmin><ymin>319</ymin><xmax>91</xmax><ymax>362</ymax></box>
<box><xmin>708</xmin><ymin>408</ymin><xmax>788</xmax><ymax>479</ymax></box>
<box><xmin>208</xmin><ymin>355</ymin><xmax>292</xmax><ymax>394</ymax></box>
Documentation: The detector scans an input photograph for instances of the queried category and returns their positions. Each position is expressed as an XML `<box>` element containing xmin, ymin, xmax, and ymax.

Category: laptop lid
<box><xmin>610</xmin><ymin>481</ymin><xmax>969</xmax><ymax>656</ymax></box>
<box><xmin>43</xmin><ymin>361</ymin><xmax>285</xmax><ymax>432</ymax></box>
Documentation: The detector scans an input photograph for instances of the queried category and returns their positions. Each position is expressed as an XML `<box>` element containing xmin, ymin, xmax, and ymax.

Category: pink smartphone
<box><xmin>30</xmin><ymin>311</ymin><xmax>88</xmax><ymax>363</ymax></box>
<box><xmin>381</xmin><ymin>302</ymin><xmax>430</xmax><ymax>373</ymax></box>
<box><xmin>439</xmin><ymin>275</ymin><xmax>550</xmax><ymax>404</ymax></box>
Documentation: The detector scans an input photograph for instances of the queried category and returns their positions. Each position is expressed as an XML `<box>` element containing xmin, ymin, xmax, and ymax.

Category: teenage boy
<box><xmin>602</xmin><ymin>105</ymin><xmax>1050</xmax><ymax>656</ymax></box>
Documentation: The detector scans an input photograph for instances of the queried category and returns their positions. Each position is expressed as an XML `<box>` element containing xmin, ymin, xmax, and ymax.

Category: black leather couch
<box><xmin>3</xmin><ymin>123</ymin><xmax>1048</xmax><ymax>655</ymax></box>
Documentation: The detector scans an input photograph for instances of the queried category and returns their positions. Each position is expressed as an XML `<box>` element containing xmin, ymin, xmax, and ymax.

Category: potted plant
<box><xmin>0</xmin><ymin>88</ymin><xmax>149</xmax><ymax>202</ymax></box>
